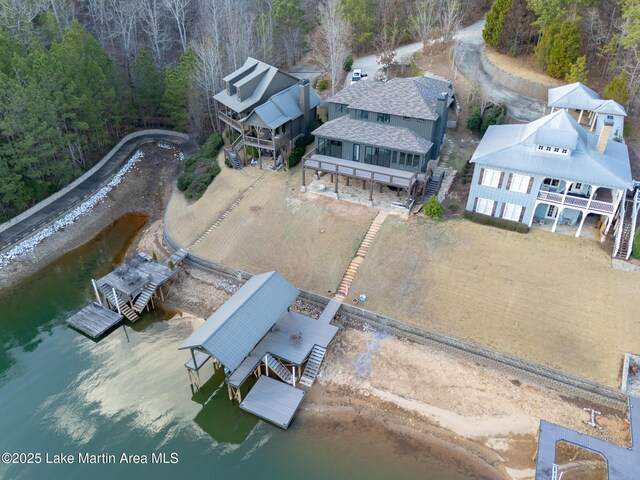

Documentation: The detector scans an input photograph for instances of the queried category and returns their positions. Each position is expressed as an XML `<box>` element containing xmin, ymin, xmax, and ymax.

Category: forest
<box><xmin>0</xmin><ymin>0</ymin><xmax>489</xmax><ymax>221</ymax></box>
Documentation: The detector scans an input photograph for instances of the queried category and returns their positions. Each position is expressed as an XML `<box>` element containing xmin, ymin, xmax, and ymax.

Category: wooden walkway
<box><xmin>535</xmin><ymin>395</ymin><xmax>640</xmax><ymax>479</ymax></box>
<box><xmin>66</xmin><ymin>302</ymin><xmax>123</xmax><ymax>339</ymax></box>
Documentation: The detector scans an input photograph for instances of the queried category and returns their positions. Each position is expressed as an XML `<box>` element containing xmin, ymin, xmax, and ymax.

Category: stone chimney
<box><xmin>596</xmin><ymin>118</ymin><xmax>614</xmax><ymax>154</ymax></box>
<box><xmin>299</xmin><ymin>78</ymin><xmax>311</xmax><ymax>133</ymax></box>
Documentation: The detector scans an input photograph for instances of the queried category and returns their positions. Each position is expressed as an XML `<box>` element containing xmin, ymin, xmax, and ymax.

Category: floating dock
<box><xmin>66</xmin><ymin>302</ymin><xmax>123</xmax><ymax>338</ymax></box>
<box><xmin>240</xmin><ymin>376</ymin><xmax>306</xmax><ymax>429</ymax></box>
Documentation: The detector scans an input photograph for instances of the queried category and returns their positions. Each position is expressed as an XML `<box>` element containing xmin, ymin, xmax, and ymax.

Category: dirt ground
<box><xmin>176</xmin><ymin>167</ymin><xmax>378</xmax><ymax>294</ymax></box>
<box><xmin>0</xmin><ymin>143</ymin><xmax>182</xmax><ymax>290</ymax></box>
<box><xmin>485</xmin><ymin>48</ymin><xmax>564</xmax><ymax>88</ymax></box>
<box><xmin>348</xmin><ymin>216</ymin><xmax>640</xmax><ymax>387</ymax></box>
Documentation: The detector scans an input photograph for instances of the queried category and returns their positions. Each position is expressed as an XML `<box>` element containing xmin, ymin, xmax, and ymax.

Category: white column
<box><xmin>550</xmin><ymin>107</ymin><xmax>555</xmax><ymax>113</ymax></box>
<box><xmin>292</xmin><ymin>366</ymin><xmax>296</xmax><ymax>387</ymax></box>
<box><xmin>112</xmin><ymin>287</ymin><xmax>121</xmax><ymax>314</ymax></box>
<box><xmin>585</xmin><ymin>185</ymin><xmax>598</xmax><ymax>210</ymax></box>
<box><xmin>551</xmin><ymin>207</ymin><xmax>564</xmax><ymax>232</ymax></box>
<box><xmin>575</xmin><ymin>212</ymin><xmax>587</xmax><ymax>237</ymax></box>
<box><xmin>528</xmin><ymin>201</ymin><xmax>539</xmax><ymax>227</ymax></box>
<box><xmin>91</xmin><ymin>279</ymin><xmax>102</xmax><ymax>306</ymax></box>
<box><xmin>264</xmin><ymin>355</ymin><xmax>269</xmax><ymax>377</ymax></box>
<box><xmin>578</xmin><ymin>109</ymin><xmax>584</xmax><ymax>123</ymax></box>
<box><xmin>603</xmin><ymin>214</ymin><xmax>614</xmax><ymax>237</ymax></box>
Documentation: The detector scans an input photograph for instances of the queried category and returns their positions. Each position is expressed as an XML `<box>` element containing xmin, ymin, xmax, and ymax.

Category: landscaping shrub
<box><xmin>246</xmin><ymin>146</ymin><xmax>259</xmax><ymax>158</ymax></box>
<box><xmin>177</xmin><ymin>132</ymin><xmax>223</xmax><ymax>200</ymax></box>
<box><xmin>467</xmin><ymin>104</ymin><xmax>482</xmax><ymax>132</ymax></box>
<box><xmin>633</xmin><ymin>227</ymin><xmax>640</xmax><ymax>260</ymax></box>
<box><xmin>288</xmin><ymin>145</ymin><xmax>306</xmax><ymax>168</ymax></box>
<box><xmin>448</xmin><ymin>202</ymin><xmax>460</xmax><ymax>212</ymax></box>
<box><xmin>424</xmin><ymin>195</ymin><xmax>444</xmax><ymax>219</ymax></box>
<box><xmin>464</xmin><ymin>210</ymin><xmax>529</xmax><ymax>233</ymax></box>
<box><xmin>318</xmin><ymin>79</ymin><xmax>329</xmax><ymax>91</ymax></box>
<box><xmin>604</xmin><ymin>73</ymin><xmax>630</xmax><ymax>107</ymax></box>
<box><xmin>343</xmin><ymin>56</ymin><xmax>354</xmax><ymax>72</ymax></box>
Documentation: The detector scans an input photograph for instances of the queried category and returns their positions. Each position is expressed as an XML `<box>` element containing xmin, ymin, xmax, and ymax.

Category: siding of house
<box><xmin>348</xmin><ymin>110</ymin><xmax>436</xmax><ymax>139</ymax></box>
<box><xmin>328</xmin><ymin>102</ymin><xmax>349</xmax><ymax>121</ymax></box>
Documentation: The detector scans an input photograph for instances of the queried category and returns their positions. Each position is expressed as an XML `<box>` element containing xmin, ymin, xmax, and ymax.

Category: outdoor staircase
<box><xmin>99</xmin><ymin>284</ymin><xmax>139</xmax><ymax>322</ymax></box>
<box><xmin>299</xmin><ymin>345</ymin><xmax>327</xmax><ymax>388</ymax></box>
<box><xmin>133</xmin><ymin>282</ymin><xmax>158</xmax><ymax>313</ymax></box>
<box><xmin>166</xmin><ymin>248</ymin><xmax>188</xmax><ymax>267</ymax></box>
<box><xmin>334</xmin><ymin>210</ymin><xmax>388</xmax><ymax>302</ymax></box>
<box><xmin>265</xmin><ymin>353</ymin><xmax>293</xmax><ymax>384</ymax></box>
<box><xmin>616</xmin><ymin>200</ymin><xmax>635</xmax><ymax>259</ymax></box>
<box><xmin>225</xmin><ymin>136</ymin><xmax>243</xmax><ymax>169</ymax></box>
<box><xmin>424</xmin><ymin>170</ymin><xmax>444</xmax><ymax>199</ymax></box>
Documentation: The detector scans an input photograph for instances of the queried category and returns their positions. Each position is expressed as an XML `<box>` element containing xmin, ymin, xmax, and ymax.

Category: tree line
<box><xmin>483</xmin><ymin>0</ymin><xmax>640</xmax><ymax>111</ymax></box>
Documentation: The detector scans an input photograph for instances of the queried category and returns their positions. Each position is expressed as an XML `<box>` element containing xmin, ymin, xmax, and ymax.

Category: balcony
<box><xmin>217</xmin><ymin>110</ymin><xmax>242</xmax><ymax>130</ymax></box>
<box><xmin>537</xmin><ymin>190</ymin><xmax>615</xmax><ymax>214</ymax></box>
<box><xmin>244</xmin><ymin>133</ymin><xmax>290</xmax><ymax>151</ymax></box>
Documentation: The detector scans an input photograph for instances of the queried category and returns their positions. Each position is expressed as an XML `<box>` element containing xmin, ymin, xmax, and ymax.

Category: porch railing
<box><xmin>244</xmin><ymin>133</ymin><xmax>290</xmax><ymax>150</ymax></box>
<box><xmin>217</xmin><ymin>110</ymin><xmax>241</xmax><ymax>130</ymax></box>
<box><xmin>537</xmin><ymin>190</ymin><xmax>615</xmax><ymax>214</ymax></box>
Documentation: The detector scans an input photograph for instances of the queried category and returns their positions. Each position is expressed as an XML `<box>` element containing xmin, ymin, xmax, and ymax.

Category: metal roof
<box><xmin>535</xmin><ymin>127</ymin><xmax>579</xmax><ymax>150</ymax></box>
<box><xmin>242</xmin><ymin>83</ymin><xmax>319</xmax><ymax>129</ymax></box>
<box><xmin>471</xmin><ymin>110</ymin><xmax>633</xmax><ymax>190</ymax></box>
<box><xmin>548</xmin><ymin>82</ymin><xmax>600</xmax><ymax>110</ymax></box>
<box><xmin>311</xmin><ymin>115</ymin><xmax>434</xmax><ymax>155</ymax></box>
<box><xmin>344</xmin><ymin>76</ymin><xmax>454</xmax><ymax>120</ymax></box>
<box><xmin>179</xmin><ymin>271</ymin><xmax>300</xmax><ymax>371</ymax></box>
<box><xmin>593</xmin><ymin>99</ymin><xmax>627</xmax><ymax>116</ymax></box>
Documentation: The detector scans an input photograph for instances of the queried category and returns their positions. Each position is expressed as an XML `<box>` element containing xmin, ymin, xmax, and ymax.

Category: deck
<box><xmin>318</xmin><ymin>300</ymin><xmax>341</xmax><ymax>324</ymax></box>
<box><xmin>239</xmin><ymin>376</ymin><xmax>306</xmax><ymax>429</ymax></box>
<box><xmin>66</xmin><ymin>302</ymin><xmax>123</xmax><ymax>339</ymax></box>
<box><xmin>535</xmin><ymin>395</ymin><xmax>640</xmax><ymax>479</ymax></box>
<box><xmin>227</xmin><ymin>311</ymin><xmax>339</xmax><ymax>388</ymax></box>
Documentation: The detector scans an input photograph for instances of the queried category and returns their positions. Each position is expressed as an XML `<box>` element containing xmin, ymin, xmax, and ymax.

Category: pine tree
<box><xmin>565</xmin><ymin>55</ymin><xmax>589</xmax><ymax>83</ymax></box>
<box><xmin>545</xmin><ymin>20</ymin><xmax>581</xmax><ymax>79</ymax></box>
<box><xmin>483</xmin><ymin>0</ymin><xmax>513</xmax><ymax>49</ymax></box>
<box><xmin>133</xmin><ymin>48</ymin><xmax>166</xmax><ymax>125</ymax></box>
<box><xmin>604</xmin><ymin>73</ymin><xmax>631</xmax><ymax>106</ymax></box>
<box><xmin>164</xmin><ymin>49</ymin><xmax>195</xmax><ymax>132</ymax></box>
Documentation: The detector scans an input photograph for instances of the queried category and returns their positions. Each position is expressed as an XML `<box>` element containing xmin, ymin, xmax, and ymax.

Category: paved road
<box><xmin>351</xmin><ymin>41</ymin><xmax>423</xmax><ymax>78</ymax></box>
<box><xmin>454</xmin><ymin>19</ymin><xmax>545</xmax><ymax>121</ymax></box>
<box><xmin>0</xmin><ymin>130</ymin><xmax>197</xmax><ymax>254</ymax></box>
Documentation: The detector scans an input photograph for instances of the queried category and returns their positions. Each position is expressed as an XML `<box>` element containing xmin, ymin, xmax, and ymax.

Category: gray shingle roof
<box><xmin>340</xmin><ymin>76</ymin><xmax>454</xmax><ymax>120</ymax></box>
<box><xmin>325</xmin><ymin>79</ymin><xmax>386</xmax><ymax>106</ymax></box>
<box><xmin>312</xmin><ymin>115</ymin><xmax>434</xmax><ymax>154</ymax></box>
<box><xmin>179</xmin><ymin>271</ymin><xmax>300</xmax><ymax>371</ymax></box>
<box><xmin>471</xmin><ymin>109</ymin><xmax>633</xmax><ymax>190</ymax></box>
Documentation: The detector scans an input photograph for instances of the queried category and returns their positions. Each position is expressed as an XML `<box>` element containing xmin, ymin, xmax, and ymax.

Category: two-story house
<box><xmin>214</xmin><ymin>57</ymin><xmax>319</xmax><ymax>168</ymax></box>
<box><xmin>301</xmin><ymin>75</ymin><xmax>454</xmax><ymax>200</ymax></box>
<box><xmin>466</xmin><ymin>109</ymin><xmax>636</xmax><ymax>250</ymax></box>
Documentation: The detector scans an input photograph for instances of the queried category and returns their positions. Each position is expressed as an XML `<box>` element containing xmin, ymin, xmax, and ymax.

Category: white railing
<box><xmin>628</xmin><ymin>189</ymin><xmax>640</xmax><ymax>259</ymax></box>
<box><xmin>537</xmin><ymin>190</ymin><xmax>615</xmax><ymax>214</ymax></box>
<box><xmin>613</xmin><ymin>199</ymin><xmax>625</xmax><ymax>257</ymax></box>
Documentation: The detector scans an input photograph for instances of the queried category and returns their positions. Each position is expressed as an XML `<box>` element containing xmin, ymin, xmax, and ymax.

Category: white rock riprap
<box><xmin>0</xmin><ymin>150</ymin><xmax>145</xmax><ymax>269</ymax></box>
<box><xmin>156</xmin><ymin>142</ymin><xmax>184</xmax><ymax>161</ymax></box>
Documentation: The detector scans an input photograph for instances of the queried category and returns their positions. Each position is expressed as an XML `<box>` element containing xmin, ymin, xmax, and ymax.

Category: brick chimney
<box><xmin>299</xmin><ymin>78</ymin><xmax>311</xmax><ymax>133</ymax></box>
<box><xmin>596</xmin><ymin>118</ymin><xmax>614</xmax><ymax>154</ymax></box>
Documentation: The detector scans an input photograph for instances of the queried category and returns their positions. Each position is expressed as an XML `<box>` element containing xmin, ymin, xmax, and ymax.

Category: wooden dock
<box><xmin>240</xmin><ymin>376</ymin><xmax>306</xmax><ymax>429</ymax></box>
<box><xmin>66</xmin><ymin>302</ymin><xmax>123</xmax><ymax>339</ymax></box>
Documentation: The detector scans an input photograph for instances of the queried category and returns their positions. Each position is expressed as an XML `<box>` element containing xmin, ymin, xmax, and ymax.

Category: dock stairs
<box><xmin>265</xmin><ymin>353</ymin><xmax>292</xmax><ymax>384</ymax></box>
<box><xmin>299</xmin><ymin>345</ymin><xmax>327</xmax><ymax>387</ymax></box>
<box><xmin>98</xmin><ymin>284</ymin><xmax>139</xmax><ymax>322</ymax></box>
<box><xmin>166</xmin><ymin>248</ymin><xmax>188</xmax><ymax>266</ymax></box>
<box><xmin>133</xmin><ymin>282</ymin><xmax>158</xmax><ymax>313</ymax></box>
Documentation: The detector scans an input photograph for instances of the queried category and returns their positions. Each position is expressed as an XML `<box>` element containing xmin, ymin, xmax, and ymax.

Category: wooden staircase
<box><xmin>133</xmin><ymin>282</ymin><xmax>158</xmax><ymax>313</ymax></box>
<box><xmin>616</xmin><ymin>200</ymin><xmax>635</xmax><ymax>260</ymax></box>
<box><xmin>424</xmin><ymin>170</ymin><xmax>444</xmax><ymax>200</ymax></box>
<box><xmin>99</xmin><ymin>284</ymin><xmax>139</xmax><ymax>322</ymax></box>
<box><xmin>265</xmin><ymin>354</ymin><xmax>292</xmax><ymax>384</ymax></box>
<box><xmin>299</xmin><ymin>345</ymin><xmax>327</xmax><ymax>388</ymax></box>
<box><xmin>166</xmin><ymin>248</ymin><xmax>188</xmax><ymax>266</ymax></box>
<box><xmin>334</xmin><ymin>211</ymin><xmax>388</xmax><ymax>302</ymax></box>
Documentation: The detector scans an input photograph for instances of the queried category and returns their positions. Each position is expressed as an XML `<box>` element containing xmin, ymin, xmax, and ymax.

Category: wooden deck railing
<box><xmin>537</xmin><ymin>190</ymin><xmax>615</xmax><ymax>214</ymax></box>
<box><xmin>244</xmin><ymin>133</ymin><xmax>289</xmax><ymax>150</ymax></box>
<box><xmin>217</xmin><ymin>110</ymin><xmax>241</xmax><ymax>130</ymax></box>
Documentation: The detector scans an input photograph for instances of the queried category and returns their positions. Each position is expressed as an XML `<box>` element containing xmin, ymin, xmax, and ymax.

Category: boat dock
<box><xmin>66</xmin><ymin>249</ymin><xmax>187</xmax><ymax>338</ymax></box>
<box><xmin>179</xmin><ymin>271</ymin><xmax>341</xmax><ymax>429</ymax></box>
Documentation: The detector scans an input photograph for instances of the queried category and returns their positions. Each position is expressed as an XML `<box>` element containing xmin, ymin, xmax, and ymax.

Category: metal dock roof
<box><xmin>179</xmin><ymin>271</ymin><xmax>300</xmax><ymax>371</ymax></box>
<box><xmin>239</xmin><ymin>376</ymin><xmax>306</xmax><ymax>429</ymax></box>
<box><xmin>227</xmin><ymin>310</ymin><xmax>339</xmax><ymax>388</ymax></box>
<box><xmin>66</xmin><ymin>302</ymin><xmax>123</xmax><ymax>339</ymax></box>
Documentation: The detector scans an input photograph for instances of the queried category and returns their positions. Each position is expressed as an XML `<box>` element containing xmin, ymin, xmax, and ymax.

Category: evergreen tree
<box><xmin>133</xmin><ymin>48</ymin><xmax>166</xmax><ymax>125</ymax></box>
<box><xmin>483</xmin><ymin>0</ymin><xmax>513</xmax><ymax>49</ymax></box>
<box><xmin>565</xmin><ymin>55</ymin><xmax>588</xmax><ymax>83</ymax></box>
<box><xmin>604</xmin><ymin>73</ymin><xmax>631</xmax><ymax>106</ymax></box>
<box><xmin>544</xmin><ymin>20</ymin><xmax>581</xmax><ymax>79</ymax></box>
<box><xmin>164</xmin><ymin>49</ymin><xmax>195</xmax><ymax>132</ymax></box>
<box><xmin>343</xmin><ymin>0</ymin><xmax>375</xmax><ymax>52</ymax></box>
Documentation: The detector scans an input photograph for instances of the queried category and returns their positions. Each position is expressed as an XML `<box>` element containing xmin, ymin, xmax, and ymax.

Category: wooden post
<box><xmin>346</xmin><ymin>177</ymin><xmax>350</xmax><ymax>186</ymax></box>
<box><xmin>159</xmin><ymin>285</ymin><xmax>165</xmax><ymax>301</ymax></box>
<box><xmin>302</xmin><ymin>163</ymin><xmax>306</xmax><ymax>186</ymax></box>
<box><xmin>272</xmin><ymin>128</ymin><xmax>276</xmax><ymax>166</ymax></box>
<box><xmin>112</xmin><ymin>288</ymin><xmax>121</xmax><ymax>314</ymax></box>
<box><xmin>334</xmin><ymin>169</ymin><xmax>339</xmax><ymax>194</ymax></box>
<box><xmin>91</xmin><ymin>279</ymin><xmax>102</xmax><ymax>306</ymax></box>
<box><xmin>369</xmin><ymin>173</ymin><xmax>374</xmax><ymax>201</ymax></box>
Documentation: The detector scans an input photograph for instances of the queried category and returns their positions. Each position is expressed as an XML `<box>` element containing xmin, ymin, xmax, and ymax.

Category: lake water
<box><xmin>0</xmin><ymin>214</ymin><xmax>495</xmax><ymax>480</ymax></box>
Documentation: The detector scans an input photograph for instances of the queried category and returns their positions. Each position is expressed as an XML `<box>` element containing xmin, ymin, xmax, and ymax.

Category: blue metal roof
<box><xmin>179</xmin><ymin>271</ymin><xmax>300</xmax><ymax>371</ymax></box>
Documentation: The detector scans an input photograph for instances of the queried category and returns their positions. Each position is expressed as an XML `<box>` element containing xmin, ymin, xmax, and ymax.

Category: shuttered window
<box><xmin>475</xmin><ymin>197</ymin><xmax>495</xmax><ymax>216</ymax></box>
<box><xmin>502</xmin><ymin>203</ymin><xmax>523</xmax><ymax>221</ymax></box>
<box><xmin>480</xmin><ymin>168</ymin><xmax>502</xmax><ymax>188</ymax></box>
<box><xmin>508</xmin><ymin>174</ymin><xmax>531</xmax><ymax>193</ymax></box>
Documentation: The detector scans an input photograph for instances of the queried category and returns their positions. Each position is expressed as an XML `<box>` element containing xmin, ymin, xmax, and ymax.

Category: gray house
<box><xmin>301</xmin><ymin>75</ymin><xmax>454</xmax><ymax>200</ymax></box>
<box><xmin>466</xmin><ymin>109</ymin><xmax>637</xmax><ymax>254</ymax></box>
<box><xmin>214</xmin><ymin>57</ymin><xmax>319</xmax><ymax>168</ymax></box>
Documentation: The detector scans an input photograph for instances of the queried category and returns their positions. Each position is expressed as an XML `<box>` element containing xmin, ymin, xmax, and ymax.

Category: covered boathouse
<box><xmin>179</xmin><ymin>271</ymin><xmax>340</xmax><ymax>429</ymax></box>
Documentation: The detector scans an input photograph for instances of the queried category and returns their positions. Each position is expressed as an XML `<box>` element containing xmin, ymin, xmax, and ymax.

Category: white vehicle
<box><xmin>350</xmin><ymin>69</ymin><xmax>368</xmax><ymax>85</ymax></box>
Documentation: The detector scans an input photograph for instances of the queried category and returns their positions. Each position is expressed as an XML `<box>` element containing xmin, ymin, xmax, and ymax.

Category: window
<box><xmin>546</xmin><ymin>205</ymin><xmax>557</xmax><ymax>218</ymax></box>
<box><xmin>317</xmin><ymin>138</ymin><xmax>342</xmax><ymax>157</ymax></box>
<box><xmin>480</xmin><ymin>168</ymin><xmax>502</xmax><ymax>188</ymax></box>
<box><xmin>543</xmin><ymin>178</ymin><xmax>560</xmax><ymax>187</ymax></box>
<box><xmin>574</xmin><ymin>182</ymin><xmax>582</xmax><ymax>190</ymax></box>
<box><xmin>403</xmin><ymin>116</ymin><xmax>411</xmax><ymax>121</ymax></box>
<box><xmin>508</xmin><ymin>174</ymin><xmax>531</xmax><ymax>193</ymax></box>
<box><xmin>537</xmin><ymin>145</ymin><xmax>544</xmax><ymax>151</ymax></box>
<box><xmin>561</xmin><ymin>149</ymin><xmax>568</xmax><ymax>154</ymax></box>
<box><xmin>376</xmin><ymin>112</ymin><xmax>390</xmax><ymax>123</ymax></box>
<box><xmin>553</xmin><ymin>147</ymin><xmax>560</xmax><ymax>153</ymax></box>
<box><xmin>502</xmin><ymin>203</ymin><xmax>523</xmax><ymax>222</ymax></box>
<box><xmin>417</xmin><ymin>118</ymin><xmax>425</xmax><ymax>123</ymax></box>
<box><xmin>475</xmin><ymin>198</ymin><xmax>495</xmax><ymax>216</ymax></box>
<box><xmin>545</xmin><ymin>146</ymin><xmax>552</xmax><ymax>151</ymax></box>
<box><xmin>355</xmin><ymin>110</ymin><xmax>369</xmax><ymax>120</ymax></box>
<box><xmin>537</xmin><ymin>145</ymin><xmax>570</xmax><ymax>156</ymax></box>
<box><xmin>352</xmin><ymin>144</ymin><xmax>360</xmax><ymax>162</ymax></box>
<box><xmin>335</xmin><ymin>103</ymin><xmax>346</xmax><ymax>113</ymax></box>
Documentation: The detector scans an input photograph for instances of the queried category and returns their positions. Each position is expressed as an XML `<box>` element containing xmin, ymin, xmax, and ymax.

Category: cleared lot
<box><xmin>348</xmin><ymin>217</ymin><xmax>640</xmax><ymax>387</ymax></box>
<box><xmin>186</xmin><ymin>168</ymin><xmax>377</xmax><ymax>294</ymax></box>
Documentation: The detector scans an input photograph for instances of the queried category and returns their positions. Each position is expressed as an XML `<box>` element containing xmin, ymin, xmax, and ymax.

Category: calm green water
<box><xmin>0</xmin><ymin>215</ymin><xmax>491</xmax><ymax>480</ymax></box>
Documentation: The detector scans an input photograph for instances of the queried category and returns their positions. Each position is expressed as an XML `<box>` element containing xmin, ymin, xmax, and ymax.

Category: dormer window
<box><xmin>561</xmin><ymin>149</ymin><xmax>568</xmax><ymax>154</ymax></box>
<box><xmin>536</xmin><ymin>145</ymin><xmax>570</xmax><ymax>156</ymax></box>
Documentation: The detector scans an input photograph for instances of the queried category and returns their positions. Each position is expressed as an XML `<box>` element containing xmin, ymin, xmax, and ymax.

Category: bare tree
<box><xmin>222</xmin><ymin>0</ymin><xmax>256</xmax><ymax>71</ymax></box>
<box><xmin>255</xmin><ymin>0</ymin><xmax>275</xmax><ymax>64</ymax></box>
<box><xmin>140</xmin><ymin>0</ymin><xmax>172</xmax><ymax>66</ymax></box>
<box><xmin>108</xmin><ymin>0</ymin><xmax>140</xmax><ymax>76</ymax></box>
<box><xmin>314</xmin><ymin>0</ymin><xmax>351</xmax><ymax>95</ymax></box>
<box><xmin>439</xmin><ymin>0</ymin><xmax>461</xmax><ymax>42</ymax></box>
<box><xmin>163</xmin><ymin>0</ymin><xmax>193</xmax><ymax>53</ymax></box>
<box><xmin>0</xmin><ymin>0</ymin><xmax>47</xmax><ymax>40</ymax></box>
<box><xmin>375</xmin><ymin>0</ymin><xmax>401</xmax><ymax>69</ymax></box>
<box><xmin>410</xmin><ymin>0</ymin><xmax>439</xmax><ymax>49</ymax></box>
<box><xmin>192</xmin><ymin>36</ymin><xmax>224</xmax><ymax>130</ymax></box>
<box><xmin>83</xmin><ymin>0</ymin><xmax>115</xmax><ymax>48</ymax></box>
